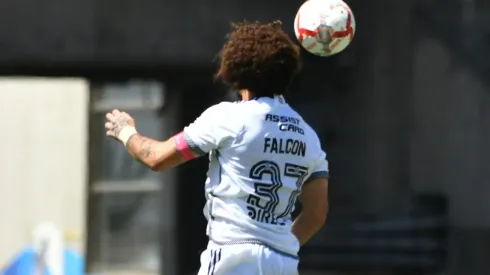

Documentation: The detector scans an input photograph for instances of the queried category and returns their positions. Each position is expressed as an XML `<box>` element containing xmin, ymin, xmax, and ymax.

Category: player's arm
<box><xmin>292</xmin><ymin>149</ymin><xmax>329</xmax><ymax>245</ymax></box>
<box><xmin>292</xmin><ymin>177</ymin><xmax>329</xmax><ymax>245</ymax></box>
<box><xmin>125</xmin><ymin>132</ymin><xmax>199</xmax><ymax>171</ymax></box>
<box><xmin>104</xmin><ymin>109</ymin><xmax>201</xmax><ymax>171</ymax></box>
<box><xmin>105</xmin><ymin>105</ymin><xmax>235</xmax><ymax>171</ymax></box>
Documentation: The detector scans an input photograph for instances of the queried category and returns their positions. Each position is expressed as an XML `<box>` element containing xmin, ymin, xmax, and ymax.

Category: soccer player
<box><xmin>105</xmin><ymin>20</ymin><xmax>329</xmax><ymax>275</ymax></box>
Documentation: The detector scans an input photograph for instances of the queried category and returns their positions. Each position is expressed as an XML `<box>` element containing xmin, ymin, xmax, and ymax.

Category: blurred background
<box><xmin>0</xmin><ymin>0</ymin><xmax>490</xmax><ymax>274</ymax></box>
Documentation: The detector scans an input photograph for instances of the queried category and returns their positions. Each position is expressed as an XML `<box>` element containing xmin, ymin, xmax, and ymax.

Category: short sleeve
<box><xmin>183</xmin><ymin>103</ymin><xmax>239</xmax><ymax>155</ymax></box>
<box><xmin>305</xmin><ymin>149</ymin><xmax>329</xmax><ymax>183</ymax></box>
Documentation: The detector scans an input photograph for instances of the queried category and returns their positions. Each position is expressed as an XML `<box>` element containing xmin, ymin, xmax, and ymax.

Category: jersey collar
<box><xmin>250</xmin><ymin>95</ymin><xmax>286</xmax><ymax>105</ymax></box>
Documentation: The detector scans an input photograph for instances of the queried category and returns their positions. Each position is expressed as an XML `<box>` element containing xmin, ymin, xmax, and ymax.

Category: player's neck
<box><xmin>239</xmin><ymin>89</ymin><xmax>255</xmax><ymax>101</ymax></box>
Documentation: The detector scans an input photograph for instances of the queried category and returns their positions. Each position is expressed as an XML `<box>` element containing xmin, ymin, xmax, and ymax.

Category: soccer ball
<box><xmin>294</xmin><ymin>0</ymin><xmax>355</xmax><ymax>57</ymax></box>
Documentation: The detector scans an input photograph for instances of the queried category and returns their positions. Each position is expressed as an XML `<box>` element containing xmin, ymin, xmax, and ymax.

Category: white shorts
<box><xmin>197</xmin><ymin>241</ymin><xmax>299</xmax><ymax>275</ymax></box>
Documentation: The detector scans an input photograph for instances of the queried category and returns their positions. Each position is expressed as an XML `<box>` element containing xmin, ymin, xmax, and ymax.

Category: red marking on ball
<box><xmin>296</xmin><ymin>4</ymin><xmax>355</xmax><ymax>48</ymax></box>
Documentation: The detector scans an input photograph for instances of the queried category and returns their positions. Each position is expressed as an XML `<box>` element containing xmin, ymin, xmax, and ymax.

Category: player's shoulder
<box><xmin>289</xmin><ymin>108</ymin><xmax>322</xmax><ymax>146</ymax></box>
<box><xmin>200</xmin><ymin>101</ymin><xmax>243</xmax><ymax>119</ymax></box>
<box><xmin>199</xmin><ymin>101</ymin><xmax>248</xmax><ymax>131</ymax></box>
<box><xmin>206</xmin><ymin>100</ymin><xmax>265</xmax><ymax>117</ymax></box>
<box><xmin>285</xmin><ymin>107</ymin><xmax>312</xmax><ymax>130</ymax></box>
<box><xmin>202</xmin><ymin>101</ymin><xmax>234</xmax><ymax>114</ymax></box>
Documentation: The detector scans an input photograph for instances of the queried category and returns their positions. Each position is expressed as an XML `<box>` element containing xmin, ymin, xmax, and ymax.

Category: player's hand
<box><xmin>105</xmin><ymin>109</ymin><xmax>137</xmax><ymax>144</ymax></box>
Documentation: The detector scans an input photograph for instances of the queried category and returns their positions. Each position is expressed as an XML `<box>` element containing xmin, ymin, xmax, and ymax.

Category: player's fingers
<box><xmin>112</xmin><ymin>109</ymin><xmax>121</xmax><ymax>115</ymax></box>
<box><xmin>121</xmin><ymin>112</ymin><xmax>134</xmax><ymax>120</ymax></box>
<box><xmin>106</xmin><ymin>130</ymin><xmax>115</xmax><ymax>137</ymax></box>
<box><xmin>106</xmin><ymin>112</ymin><xmax>114</xmax><ymax>121</ymax></box>
<box><xmin>104</xmin><ymin>122</ymin><xmax>113</xmax><ymax>130</ymax></box>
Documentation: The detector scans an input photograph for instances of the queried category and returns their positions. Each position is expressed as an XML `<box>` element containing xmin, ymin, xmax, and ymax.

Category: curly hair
<box><xmin>216</xmin><ymin>20</ymin><xmax>302</xmax><ymax>97</ymax></box>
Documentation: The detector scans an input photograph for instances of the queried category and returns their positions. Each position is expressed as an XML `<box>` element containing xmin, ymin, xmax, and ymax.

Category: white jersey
<box><xmin>183</xmin><ymin>95</ymin><xmax>329</xmax><ymax>257</ymax></box>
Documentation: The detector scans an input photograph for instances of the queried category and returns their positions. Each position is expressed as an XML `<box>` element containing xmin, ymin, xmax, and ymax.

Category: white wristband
<box><xmin>118</xmin><ymin>126</ymin><xmax>138</xmax><ymax>146</ymax></box>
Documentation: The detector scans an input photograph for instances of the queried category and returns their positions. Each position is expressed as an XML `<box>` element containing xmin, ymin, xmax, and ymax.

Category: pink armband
<box><xmin>174</xmin><ymin>132</ymin><xmax>195</xmax><ymax>161</ymax></box>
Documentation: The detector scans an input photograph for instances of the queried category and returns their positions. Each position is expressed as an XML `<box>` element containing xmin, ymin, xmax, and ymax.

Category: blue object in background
<box><xmin>2</xmin><ymin>247</ymin><xmax>84</xmax><ymax>275</ymax></box>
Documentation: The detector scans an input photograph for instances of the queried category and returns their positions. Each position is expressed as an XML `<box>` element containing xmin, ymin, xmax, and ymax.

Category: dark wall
<box><xmin>175</xmin><ymin>75</ymin><xmax>221</xmax><ymax>275</ymax></box>
<box><xmin>0</xmin><ymin>0</ymin><xmax>304</xmax><ymax>66</ymax></box>
<box><xmin>293</xmin><ymin>0</ymin><xmax>414</xmax><ymax>218</ymax></box>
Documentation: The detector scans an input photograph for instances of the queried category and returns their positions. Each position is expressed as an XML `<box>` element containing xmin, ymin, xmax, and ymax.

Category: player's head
<box><xmin>216</xmin><ymin>20</ymin><xmax>302</xmax><ymax>98</ymax></box>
